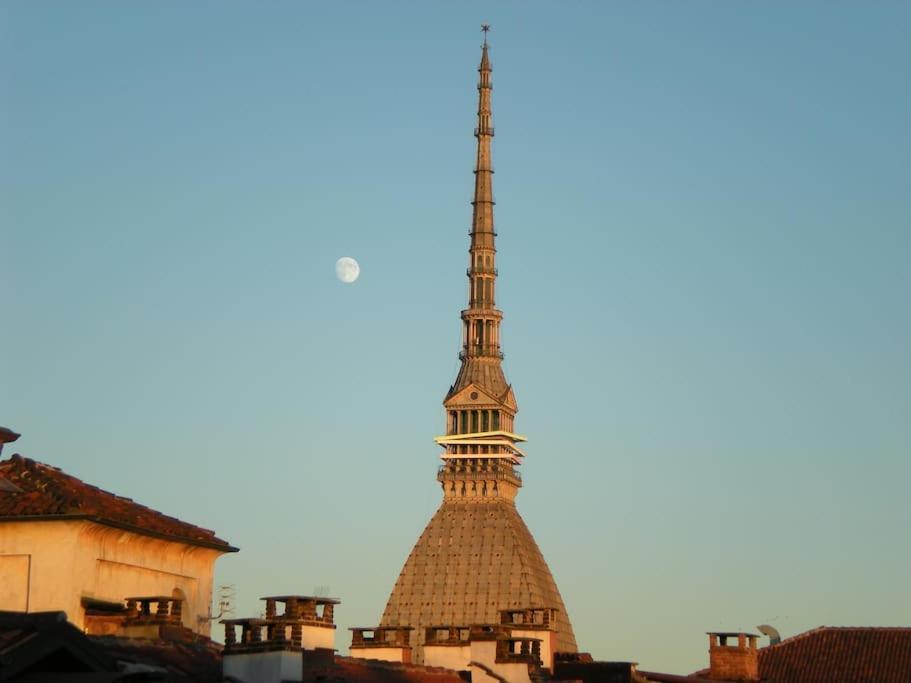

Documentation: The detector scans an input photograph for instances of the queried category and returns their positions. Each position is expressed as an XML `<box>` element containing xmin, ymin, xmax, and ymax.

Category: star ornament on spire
<box><xmin>481</xmin><ymin>23</ymin><xmax>490</xmax><ymax>45</ymax></box>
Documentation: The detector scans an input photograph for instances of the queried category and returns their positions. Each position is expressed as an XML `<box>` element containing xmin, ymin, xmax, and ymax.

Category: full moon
<box><xmin>335</xmin><ymin>256</ymin><xmax>360</xmax><ymax>284</ymax></box>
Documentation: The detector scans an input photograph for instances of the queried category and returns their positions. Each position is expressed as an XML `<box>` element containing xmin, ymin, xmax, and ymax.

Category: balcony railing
<box><xmin>437</xmin><ymin>465</ymin><xmax>521</xmax><ymax>484</ymax></box>
<box><xmin>467</xmin><ymin>267</ymin><xmax>498</xmax><ymax>277</ymax></box>
<box><xmin>459</xmin><ymin>344</ymin><xmax>504</xmax><ymax>360</ymax></box>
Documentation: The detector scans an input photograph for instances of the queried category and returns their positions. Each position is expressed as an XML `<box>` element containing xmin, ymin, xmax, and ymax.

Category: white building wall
<box><xmin>0</xmin><ymin>519</ymin><xmax>226</xmax><ymax>636</ymax></box>
<box><xmin>0</xmin><ymin>555</ymin><xmax>29</xmax><ymax>610</ymax></box>
<box><xmin>348</xmin><ymin>646</ymin><xmax>409</xmax><ymax>663</ymax></box>
<box><xmin>469</xmin><ymin>640</ymin><xmax>533</xmax><ymax>683</ymax></box>
<box><xmin>423</xmin><ymin>644</ymin><xmax>471</xmax><ymax>672</ymax></box>
<box><xmin>301</xmin><ymin>624</ymin><xmax>335</xmax><ymax>650</ymax></box>
<box><xmin>223</xmin><ymin>650</ymin><xmax>302</xmax><ymax>683</ymax></box>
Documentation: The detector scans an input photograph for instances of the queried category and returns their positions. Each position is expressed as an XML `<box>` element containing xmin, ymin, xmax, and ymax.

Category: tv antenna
<box><xmin>198</xmin><ymin>584</ymin><xmax>235</xmax><ymax>626</ymax></box>
<box><xmin>757</xmin><ymin>624</ymin><xmax>781</xmax><ymax>645</ymax></box>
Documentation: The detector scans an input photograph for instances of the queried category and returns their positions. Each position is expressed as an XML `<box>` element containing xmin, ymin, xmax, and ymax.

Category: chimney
<box><xmin>468</xmin><ymin>624</ymin><xmax>545</xmax><ymax>682</ymax></box>
<box><xmin>348</xmin><ymin>626</ymin><xmax>413</xmax><ymax>663</ymax></box>
<box><xmin>707</xmin><ymin>632</ymin><xmax>760</xmax><ymax>681</ymax></box>
<box><xmin>221</xmin><ymin>594</ymin><xmax>340</xmax><ymax>683</ymax></box>
<box><xmin>499</xmin><ymin>607</ymin><xmax>559</xmax><ymax>670</ymax></box>
<box><xmin>423</xmin><ymin>625</ymin><xmax>473</xmax><ymax>671</ymax></box>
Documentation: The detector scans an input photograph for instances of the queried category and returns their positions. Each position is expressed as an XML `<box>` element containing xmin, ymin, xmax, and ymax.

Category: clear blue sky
<box><xmin>2</xmin><ymin>1</ymin><xmax>909</xmax><ymax>673</ymax></box>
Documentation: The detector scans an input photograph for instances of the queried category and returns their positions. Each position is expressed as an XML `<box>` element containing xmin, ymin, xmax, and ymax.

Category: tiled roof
<box><xmin>758</xmin><ymin>626</ymin><xmax>911</xmax><ymax>683</ymax></box>
<box><xmin>0</xmin><ymin>454</ymin><xmax>236</xmax><ymax>551</ymax></box>
<box><xmin>642</xmin><ymin>672</ymin><xmax>715</xmax><ymax>683</ymax></box>
<box><xmin>91</xmin><ymin>633</ymin><xmax>223</xmax><ymax>682</ymax></box>
<box><xmin>0</xmin><ymin>610</ymin><xmax>116</xmax><ymax>677</ymax></box>
<box><xmin>300</xmin><ymin>655</ymin><xmax>467</xmax><ymax>682</ymax></box>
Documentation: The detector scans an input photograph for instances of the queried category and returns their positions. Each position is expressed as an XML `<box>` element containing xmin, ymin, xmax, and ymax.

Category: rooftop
<box><xmin>758</xmin><ymin>626</ymin><xmax>911</xmax><ymax>683</ymax></box>
<box><xmin>0</xmin><ymin>453</ymin><xmax>237</xmax><ymax>551</ymax></box>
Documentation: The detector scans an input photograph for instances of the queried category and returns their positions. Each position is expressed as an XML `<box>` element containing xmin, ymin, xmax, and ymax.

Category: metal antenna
<box><xmin>218</xmin><ymin>585</ymin><xmax>236</xmax><ymax>619</ymax></box>
<box><xmin>197</xmin><ymin>584</ymin><xmax>235</xmax><ymax>626</ymax></box>
<box><xmin>757</xmin><ymin>624</ymin><xmax>781</xmax><ymax>645</ymax></box>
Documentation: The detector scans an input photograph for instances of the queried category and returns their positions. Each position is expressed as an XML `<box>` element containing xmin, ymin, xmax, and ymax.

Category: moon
<box><xmin>335</xmin><ymin>256</ymin><xmax>360</xmax><ymax>284</ymax></box>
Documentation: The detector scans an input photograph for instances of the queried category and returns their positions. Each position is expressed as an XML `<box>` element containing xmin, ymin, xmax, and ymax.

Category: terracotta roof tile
<box><xmin>300</xmin><ymin>655</ymin><xmax>467</xmax><ymax>682</ymax></box>
<box><xmin>758</xmin><ymin>627</ymin><xmax>911</xmax><ymax>683</ymax></box>
<box><xmin>90</xmin><ymin>634</ymin><xmax>223</xmax><ymax>682</ymax></box>
<box><xmin>0</xmin><ymin>454</ymin><xmax>236</xmax><ymax>551</ymax></box>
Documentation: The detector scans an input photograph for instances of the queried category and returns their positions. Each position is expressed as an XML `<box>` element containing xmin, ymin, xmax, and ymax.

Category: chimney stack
<box><xmin>349</xmin><ymin>626</ymin><xmax>413</xmax><ymax>663</ymax></box>
<box><xmin>222</xmin><ymin>594</ymin><xmax>340</xmax><ymax>683</ymax></box>
<box><xmin>707</xmin><ymin>632</ymin><xmax>760</xmax><ymax>681</ymax></box>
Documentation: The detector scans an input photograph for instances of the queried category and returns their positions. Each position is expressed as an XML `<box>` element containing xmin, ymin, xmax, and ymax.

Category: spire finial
<box><xmin>481</xmin><ymin>23</ymin><xmax>490</xmax><ymax>47</ymax></box>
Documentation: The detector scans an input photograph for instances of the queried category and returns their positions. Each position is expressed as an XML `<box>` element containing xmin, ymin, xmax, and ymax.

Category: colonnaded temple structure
<box><xmin>378</xmin><ymin>30</ymin><xmax>578</xmax><ymax>662</ymax></box>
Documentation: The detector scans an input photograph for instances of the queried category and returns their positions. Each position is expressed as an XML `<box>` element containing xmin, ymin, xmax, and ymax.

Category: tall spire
<box><xmin>378</xmin><ymin>32</ymin><xmax>578</xmax><ymax>660</ymax></box>
<box><xmin>450</xmin><ymin>26</ymin><xmax>508</xmax><ymax>402</ymax></box>
<box><xmin>472</xmin><ymin>25</ymin><xmax>495</xmax><ymax>258</ymax></box>
<box><xmin>438</xmin><ymin>26</ymin><xmax>524</xmax><ymax>497</ymax></box>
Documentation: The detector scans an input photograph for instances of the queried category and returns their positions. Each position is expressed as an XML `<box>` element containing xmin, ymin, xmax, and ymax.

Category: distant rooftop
<box><xmin>758</xmin><ymin>626</ymin><xmax>911</xmax><ymax>683</ymax></box>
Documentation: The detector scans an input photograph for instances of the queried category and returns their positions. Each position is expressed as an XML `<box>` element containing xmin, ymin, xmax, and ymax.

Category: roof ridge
<box><xmin>767</xmin><ymin>625</ymin><xmax>911</xmax><ymax>650</ymax></box>
<box><xmin>815</xmin><ymin>625</ymin><xmax>911</xmax><ymax>630</ymax></box>
<box><xmin>766</xmin><ymin>626</ymin><xmax>828</xmax><ymax>648</ymax></box>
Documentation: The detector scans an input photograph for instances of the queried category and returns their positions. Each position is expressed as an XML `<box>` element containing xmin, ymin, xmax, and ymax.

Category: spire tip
<box><xmin>481</xmin><ymin>23</ymin><xmax>490</xmax><ymax>47</ymax></box>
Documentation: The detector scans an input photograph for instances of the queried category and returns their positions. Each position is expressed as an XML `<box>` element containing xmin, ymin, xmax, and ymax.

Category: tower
<box><xmin>379</xmin><ymin>29</ymin><xmax>577</xmax><ymax>662</ymax></box>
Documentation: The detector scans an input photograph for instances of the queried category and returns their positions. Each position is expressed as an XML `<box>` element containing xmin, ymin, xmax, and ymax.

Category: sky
<box><xmin>2</xmin><ymin>0</ymin><xmax>910</xmax><ymax>673</ymax></box>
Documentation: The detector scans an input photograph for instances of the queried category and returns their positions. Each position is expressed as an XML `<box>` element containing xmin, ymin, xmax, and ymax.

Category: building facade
<box><xmin>0</xmin><ymin>446</ymin><xmax>236</xmax><ymax>637</ymax></box>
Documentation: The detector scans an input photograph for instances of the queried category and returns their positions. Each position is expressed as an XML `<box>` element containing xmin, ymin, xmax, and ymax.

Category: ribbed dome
<box><xmin>380</xmin><ymin>499</ymin><xmax>577</xmax><ymax>662</ymax></box>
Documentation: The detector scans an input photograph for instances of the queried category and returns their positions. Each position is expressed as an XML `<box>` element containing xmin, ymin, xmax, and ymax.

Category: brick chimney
<box><xmin>348</xmin><ymin>626</ymin><xmax>413</xmax><ymax>664</ymax></box>
<box><xmin>707</xmin><ymin>632</ymin><xmax>759</xmax><ymax>681</ymax></box>
<box><xmin>222</xmin><ymin>594</ymin><xmax>340</xmax><ymax>683</ymax></box>
<box><xmin>82</xmin><ymin>595</ymin><xmax>188</xmax><ymax>639</ymax></box>
<box><xmin>500</xmin><ymin>607</ymin><xmax>559</xmax><ymax>669</ymax></box>
<box><xmin>423</xmin><ymin>625</ymin><xmax>473</xmax><ymax>671</ymax></box>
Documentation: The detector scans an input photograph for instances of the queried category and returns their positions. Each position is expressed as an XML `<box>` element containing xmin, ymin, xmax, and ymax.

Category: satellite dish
<box><xmin>757</xmin><ymin>624</ymin><xmax>781</xmax><ymax>645</ymax></box>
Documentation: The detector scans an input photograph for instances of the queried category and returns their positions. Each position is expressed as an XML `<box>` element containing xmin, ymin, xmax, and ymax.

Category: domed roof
<box><xmin>380</xmin><ymin>498</ymin><xmax>577</xmax><ymax>662</ymax></box>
